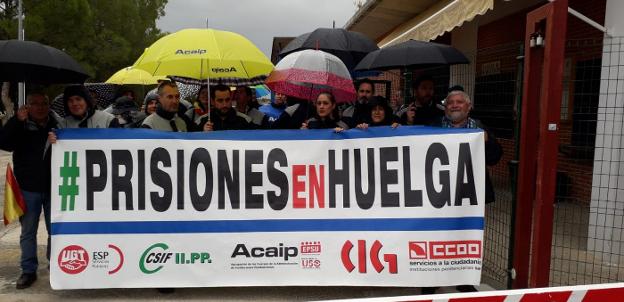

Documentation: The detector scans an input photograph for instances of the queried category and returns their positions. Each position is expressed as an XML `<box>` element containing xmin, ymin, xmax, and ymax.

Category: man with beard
<box><xmin>201</xmin><ymin>84</ymin><xmax>252</xmax><ymax>131</ymax></box>
<box><xmin>234</xmin><ymin>85</ymin><xmax>268</xmax><ymax>128</ymax></box>
<box><xmin>396</xmin><ymin>75</ymin><xmax>443</xmax><ymax>125</ymax></box>
<box><xmin>342</xmin><ymin>79</ymin><xmax>374</xmax><ymax>128</ymax></box>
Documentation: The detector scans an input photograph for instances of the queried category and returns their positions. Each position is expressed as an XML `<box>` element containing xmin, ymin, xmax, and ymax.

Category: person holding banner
<box><xmin>259</xmin><ymin>92</ymin><xmax>287</xmax><ymax>123</ymax></box>
<box><xmin>141</xmin><ymin>81</ymin><xmax>194</xmax><ymax>132</ymax></box>
<box><xmin>355</xmin><ymin>95</ymin><xmax>400</xmax><ymax>129</ymax></box>
<box><xmin>301</xmin><ymin>92</ymin><xmax>348</xmax><ymax>131</ymax></box>
<box><xmin>59</xmin><ymin>85</ymin><xmax>119</xmax><ymax>128</ymax></box>
<box><xmin>271</xmin><ymin>96</ymin><xmax>312</xmax><ymax>129</ymax></box>
<box><xmin>423</xmin><ymin>88</ymin><xmax>503</xmax><ymax>295</ymax></box>
<box><xmin>0</xmin><ymin>92</ymin><xmax>62</xmax><ymax>289</ymax></box>
<box><xmin>342</xmin><ymin>78</ymin><xmax>375</xmax><ymax>128</ymax></box>
<box><xmin>201</xmin><ymin>84</ymin><xmax>252</xmax><ymax>131</ymax></box>
<box><xmin>396</xmin><ymin>75</ymin><xmax>444</xmax><ymax>126</ymax></box>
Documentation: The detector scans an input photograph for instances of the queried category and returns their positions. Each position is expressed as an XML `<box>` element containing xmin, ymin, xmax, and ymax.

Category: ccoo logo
<box><xmin>58</xmin><ymin>245</ymin><xmax>89</xmax><ymax>274</ymax></box>
<box><xmin>409</xmin><ymin>242</ymin><xmax>428</xmax><ymax>259</ymax></box>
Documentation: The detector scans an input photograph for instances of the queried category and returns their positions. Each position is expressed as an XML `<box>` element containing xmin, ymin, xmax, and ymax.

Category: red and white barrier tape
<box><xmin>319</xmin><ymin>282</ymin><xmax>624</xmax><ymax>302</ymax></box>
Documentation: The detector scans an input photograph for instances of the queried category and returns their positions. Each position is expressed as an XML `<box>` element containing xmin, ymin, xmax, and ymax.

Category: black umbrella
<box><xmin>354</xmin><ymin>39</ymin><xmax>469</xmax><ymax>71</ymax></box>
<box><xmin>0</xmin><ymin>39</ymin><xmax>89</xmax><ymax>84</ymax></box>
<box><xmin>279</xmin><ymin>28</ymin><xmax>379</xmax><ymax>70</ymax></box>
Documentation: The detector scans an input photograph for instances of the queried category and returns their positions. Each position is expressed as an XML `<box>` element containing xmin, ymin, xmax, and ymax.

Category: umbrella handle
<box><xmin>206</xmin><ymin>59</ymin><xmax>211</xmax><ymax>123</ymax></box>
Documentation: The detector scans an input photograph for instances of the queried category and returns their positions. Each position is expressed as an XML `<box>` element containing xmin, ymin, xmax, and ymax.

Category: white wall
<box><xmin>450</xmin><ymin>20</ymin><xmax>478</xmax><ymax>99</ymax></box>
<box><xmin>588</xmin><ymin>0</ymin><xmax>624</xmax><ymax>259</ymax></box>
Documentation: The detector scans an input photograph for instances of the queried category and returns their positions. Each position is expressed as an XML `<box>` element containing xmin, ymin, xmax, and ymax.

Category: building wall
<box><xmin>588</xmin><ymin>0</ymin><xmax>624</xmax><ymax>255</ymax></box>
<box><xmin>463</xmin><ymin>0</ymin><xmax>606</xmax><ymax>208</ymax></box>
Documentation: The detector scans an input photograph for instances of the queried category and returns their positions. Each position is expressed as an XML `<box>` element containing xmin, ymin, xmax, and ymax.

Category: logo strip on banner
<box><xmin>55</xmin><ymin>127</ymin><xmax>482</xmax><ymax>141</ymax></box>
<box><xmin>52</xmin><ymin>217</ymin><xmax>484</xmax><ymax>235</ymax></box>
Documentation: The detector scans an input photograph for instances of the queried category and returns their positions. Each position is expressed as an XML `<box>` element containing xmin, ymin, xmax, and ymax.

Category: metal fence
<box><xmin>361</xmin><ymin>36</ymin><xmax>624</xmax><ymax>289</ymax></box>
<box><xmin>549</xmin><ymin>37</ymin><xmax>624</xmax><ymax>286</ymax></box>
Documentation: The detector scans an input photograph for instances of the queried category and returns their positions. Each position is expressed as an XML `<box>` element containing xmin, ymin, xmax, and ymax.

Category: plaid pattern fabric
<box><xmin>441</xmin><ymin>116</ymin><xmax>479</xmax><ymax>129</ymax></box>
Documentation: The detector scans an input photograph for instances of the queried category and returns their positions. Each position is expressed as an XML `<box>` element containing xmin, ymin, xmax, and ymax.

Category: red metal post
<box><xmin>529</xmin><ymin>0</ymin><xmax>567</xmax><ymax>288</ymax></box>
<box><xmin>512</xmin><ymin>18</ymin><xmax>543</xmax><ymax>289</ymax></box>
<box><xmin>512</xmin><ymin>0</ymin><xmax>568</xmax><ymax>289</ymax></box>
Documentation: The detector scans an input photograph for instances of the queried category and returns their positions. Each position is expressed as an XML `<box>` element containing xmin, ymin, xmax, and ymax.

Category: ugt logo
<box><xmin>59</xmin><ymin>151</ymin><xmax>79</xmax><ymax>211</ymax></box>
<box><xmin>58</xmin><ymin>245</ymin><xmax>89</xmax><ymax>274</ymax></box>
<box><xmin>341</xmin><ymin>240</ymin><xmax>398</xmax><ymax>274</ymax></box>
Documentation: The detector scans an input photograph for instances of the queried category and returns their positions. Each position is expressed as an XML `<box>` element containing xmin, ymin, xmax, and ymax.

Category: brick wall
<box><xmin>473</xmin><ymin>0</ymin><xmax>606</xmax><ymax>206</ymax></box>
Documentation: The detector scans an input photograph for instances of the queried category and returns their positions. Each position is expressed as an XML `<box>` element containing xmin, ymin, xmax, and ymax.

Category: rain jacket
<box><xmin>305</xmin><ymin>117</ymin><xmax>349</xmax><ymax>130</ymax></box>
<box><xmin>59</xmin><ymin>109</ymin><xmax>118</xmax><ymax>128</ymax></box>
<box><xmin>0</xmin><ymin>112</ymin><xmax>62</xmax><ymax>192</ymax></box>
<box><xmin>199</xmin><ymin>109</ymin><xmax>252</xmax><ymax>131</ymax></box>
<box><xmin>341</xmin><ymin>101</ymin><xmax>369</xmax><ymax>128</ymax></box>
<box><xmin>259</xmin><ymin>102</ymin><xmax>286</xmax><ymax>123</ymax></box>
<box><xmin>141</xmin><ymin>107</ymin><xmax>189</xmax><ymax>132</ymax></box>
<box><xmin>396</xmin><ymin>100</ymin><xmax>444</xmax><ymax>125</ymax></box>
<box><xmin>272</xmin><ymin>101</ymin><xmax>312</xmax><ymax>129</ymax></box>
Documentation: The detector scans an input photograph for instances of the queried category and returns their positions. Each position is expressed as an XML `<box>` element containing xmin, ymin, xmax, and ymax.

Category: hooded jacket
<box><xmin>60</xmin><ymin>85</ymin><xmax>118</xmax><ymax>128</ymax></box>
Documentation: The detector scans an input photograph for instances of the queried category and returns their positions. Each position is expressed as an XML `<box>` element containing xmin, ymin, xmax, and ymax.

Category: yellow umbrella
<box><xmin>132</xmin><ymin>28</ymin><xmax>273</xmax><ymax>85</ymax></box>
<box><xmin>106</xmin><ymin>66</ymin><xmax>167</xmax><ymax>85</ymax></box>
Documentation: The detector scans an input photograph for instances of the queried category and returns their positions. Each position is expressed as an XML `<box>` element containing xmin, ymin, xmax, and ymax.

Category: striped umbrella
<box><xmin>265</xmin><ymin>49</ymin><xmax>356</xmax><ymax>103</ymax></box>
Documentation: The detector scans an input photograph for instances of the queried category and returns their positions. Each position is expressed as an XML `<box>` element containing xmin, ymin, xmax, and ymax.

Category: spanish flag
<box><xmin>3</xmin><ymin>164</ymin><xmax>26</xmax><ymax>225</ymax></box>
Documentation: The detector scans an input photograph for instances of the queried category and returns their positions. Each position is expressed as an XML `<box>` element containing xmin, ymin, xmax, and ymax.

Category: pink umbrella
<box><xmin>265</xmin><ymin>49</ymin><xmax>356</xmax><ymax>103</ymax></box>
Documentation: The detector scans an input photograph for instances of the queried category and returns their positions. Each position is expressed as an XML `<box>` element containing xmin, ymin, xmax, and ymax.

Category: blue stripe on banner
<box><xmin>55</xmin><ymin>126</ymin><xmax>482</xmax><ymax>141</ymax></box>
<box><xmin>51</xmin><ymin>217</ymin><xmax>484</xmax><ymax>235</ymax></box>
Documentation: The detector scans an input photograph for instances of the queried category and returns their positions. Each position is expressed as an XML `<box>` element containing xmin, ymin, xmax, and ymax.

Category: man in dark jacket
<box><xmin>0</xmin><ymin>92</ymin><xmax>61</xmax><ymax>289</ymax></box>
<box><xmin>342</xmin><ymin>79</ymin><xmax>374</xmax><ymax>128</ymax></box>
<box><xmin>201</xmin><ymin>84</ymin><xmax>252</xmax><ymax>131</ymax></box>
<box><xmin>271</xmin><ymin>96</ymin><xmax>312</xmax><ymax>129</ymax></box>
<box><xmin>234</xmin><ymin>85</ymin><xmax>268</xmax><ymax>128</ymax></box>
<box><xmin>424</xmin><ymin>89</ymin><xmax>502</xmax><ymax>295</ymax></box>
<box><xmin>396</xmin><ymin>75</ymin><xmax>444</xmax><ymax>125</ymax></box>
<box><xmin>431</xmin><ymin>89</ymin><xmax>502</xmax><ymax>204</ymax></box>
<box><xmin>142</xmin><ymin>81</ymin><xmax>195</xmax><ymax>132</ymax></box>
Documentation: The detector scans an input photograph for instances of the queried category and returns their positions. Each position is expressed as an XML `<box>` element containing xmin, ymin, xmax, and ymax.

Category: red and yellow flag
<box><xmin>3</xmin><ymin>164</ymin><xmax>26</xmax><ymax>225</ymax></box>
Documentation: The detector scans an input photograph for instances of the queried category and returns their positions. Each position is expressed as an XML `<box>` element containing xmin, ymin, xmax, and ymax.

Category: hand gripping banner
<box><xmin>50</xmin><ymin>127</ymin><xmax>485</xmax><ymax>289</ymax></box>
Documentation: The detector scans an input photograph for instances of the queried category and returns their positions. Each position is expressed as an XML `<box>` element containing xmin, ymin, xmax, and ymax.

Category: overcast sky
<box><xmin>157</xmin><ymin>0</ymin><xmax>358</xmax><ymax>57</ymax></box>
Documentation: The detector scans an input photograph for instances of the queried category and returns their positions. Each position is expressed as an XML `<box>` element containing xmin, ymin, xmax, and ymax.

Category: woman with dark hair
<box><xmin>356</xmin><ymin>96</ymin><xmax>400</xmax><ymax>129</ymax></box>
<box><xmin>59</xmin><ymin>85</ymin><xmax>119</xmax><ymax>128</ymax></box>
<box><xmin>301</xmin><ymin>92</ymin><xmax>348</xmax><ymax>131</ymax></box>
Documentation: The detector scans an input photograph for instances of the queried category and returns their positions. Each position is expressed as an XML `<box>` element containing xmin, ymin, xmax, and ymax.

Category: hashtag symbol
<box><xmin>59</xmin><ymin>151</ymin><xmax>80</xmax><ymax>211</ymax></box>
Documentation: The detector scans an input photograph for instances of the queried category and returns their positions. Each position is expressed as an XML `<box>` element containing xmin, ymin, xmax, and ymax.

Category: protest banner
<box><xmin>50</xmin><ymin>126</ymin><xmax>485</xmax><ymax>289</ymax></box>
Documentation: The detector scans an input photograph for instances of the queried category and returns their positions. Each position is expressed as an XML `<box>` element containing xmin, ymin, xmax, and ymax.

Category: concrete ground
<box><xmin>0</xmin><ymin>150</ymin><xmax>494</xmax><ymax>301</ymax></box>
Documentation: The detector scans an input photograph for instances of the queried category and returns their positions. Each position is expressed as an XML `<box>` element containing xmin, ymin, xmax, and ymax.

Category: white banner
<box><xmin>50</xmin><ymin>126</ymin><xmax>485</xmax><ymax>289</ymax></box>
